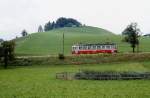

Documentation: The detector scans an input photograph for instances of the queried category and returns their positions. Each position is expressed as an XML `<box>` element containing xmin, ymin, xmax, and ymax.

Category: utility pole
<box><xmin>62</xmin><ymin>33</ymin><xmax>64</xmax><ymax>55</ymax></box>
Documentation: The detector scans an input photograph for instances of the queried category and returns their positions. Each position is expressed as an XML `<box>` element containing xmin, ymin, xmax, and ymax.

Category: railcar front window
<box><xmin>74</xmin><ymin>47</ymin><xmax>77</xmax><ymax>50</ymax></box>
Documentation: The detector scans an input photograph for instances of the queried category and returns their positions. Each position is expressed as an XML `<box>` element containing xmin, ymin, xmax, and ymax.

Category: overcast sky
<box><xmin>0</xmin><ymin>0</ymin><xmax>150</xmax><ymax>40</ymax></box>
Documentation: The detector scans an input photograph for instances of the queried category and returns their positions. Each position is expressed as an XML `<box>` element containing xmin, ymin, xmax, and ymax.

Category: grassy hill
<box><xmin>15</xmin><ymin>26</ymin><xmax>150</xmax><ymax>55</ymax></box>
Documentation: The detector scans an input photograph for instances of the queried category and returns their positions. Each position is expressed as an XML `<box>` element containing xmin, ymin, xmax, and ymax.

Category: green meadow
<box><xmin>0</xmin><ymin>61</ymin><xmax>150</xmax><ymax>98</ymax></box>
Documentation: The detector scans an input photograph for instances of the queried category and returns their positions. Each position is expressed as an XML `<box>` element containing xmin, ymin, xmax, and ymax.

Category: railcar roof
<box><xmin>73</xmin><ymin>43</ymin><xmax>116</xmax><ymax>46</ymax></box>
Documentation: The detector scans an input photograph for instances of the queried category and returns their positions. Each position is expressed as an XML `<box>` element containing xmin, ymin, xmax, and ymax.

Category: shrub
<box><xmin>58</xmin><ymin>53</ymin><xmax>65</xmax><ymax>60</ymax></box>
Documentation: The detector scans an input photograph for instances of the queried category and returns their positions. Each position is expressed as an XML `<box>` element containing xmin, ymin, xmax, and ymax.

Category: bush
<box><xmin>58</xmin><ymin>54</ymin><xmax>65</xmax><ymax>60</ymax></box>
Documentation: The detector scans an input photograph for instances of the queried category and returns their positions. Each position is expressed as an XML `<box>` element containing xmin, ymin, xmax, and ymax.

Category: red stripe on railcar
<box><xmin>72</xmin><ymin>49</ymin><xmax>117</xmax><ymax>54</ymax></box>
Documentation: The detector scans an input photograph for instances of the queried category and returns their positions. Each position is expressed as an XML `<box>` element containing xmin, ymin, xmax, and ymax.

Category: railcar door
<box><xmin>75</xmin><ymin>46</ymin><xmax>79</xmax><ymax>54</ymax></box>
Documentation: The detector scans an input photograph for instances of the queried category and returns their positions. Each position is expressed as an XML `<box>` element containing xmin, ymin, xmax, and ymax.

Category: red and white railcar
<box><xmin>72</xmin><ymin>43</ymin><xmax>117</xmax><ymax>54</ymax></box>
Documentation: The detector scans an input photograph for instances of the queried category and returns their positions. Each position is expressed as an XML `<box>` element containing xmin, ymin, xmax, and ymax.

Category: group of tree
<box><xmin>122</xmin><ymin>23</ymin><xmax>141</xmax><ymax>53</ymax></box>
<box><xmin>0</xmin><ymin>40</ymin><xmax>15</xmax><ymax>69</ymax></box>
<box><xmin>44</xmin><ymin>17</ymin><xmax>82</xmax><ymax>31</ymax></box>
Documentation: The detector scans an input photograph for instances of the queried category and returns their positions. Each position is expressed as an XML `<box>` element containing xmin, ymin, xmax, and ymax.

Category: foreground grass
<box><xmin>0</xmin><ymin>62</ymin><xmax>150</xmax><ymax>98</ymax></box>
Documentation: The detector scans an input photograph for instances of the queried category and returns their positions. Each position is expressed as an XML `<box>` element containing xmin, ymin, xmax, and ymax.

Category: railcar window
<box><xmin>113</xmin><ymin>46</ymin><xmax>115</xmax><ymax>49</ymax></box>
<box><xmin>73</xmin><ymin>47</ymin><xmax>76</xmax><ymax>50</ymax></box>
<box><xmin>74</xmin><ymin>47</ymin><xmax>77</xmax><ymax>50</ymax></box>
<box><xmin>97</xmin><ymin>46</ymin><xmax>101</xmax><ymax>49</ymax></box>
<box><xmin>112</xmin><ymin>45</ymin><xmax>114</xmax><ymax>49</ymax></box>
<box><xmin>93</xmin><ymin>46</ymin><xmax>97</xmax><ymax>50</ymax></box>
<box><xmin>109</xmin><ymin>46</ymin><xmax>111</xmax><ymax>49</ymax></box>
<box><xmin>87</xmin><ymin>46</ymin><xmax>91</xmax><ymax>50</ymax></box>
<box><xmin>111</xmin><ymin>45</ymin><xmax>114</xmax><ymax>49</ymax></box>
<box><xmin>79</xmin><ymin>46</ymin><xmax>82</xmax><ymax>50</ymax></box>
<box><xmin>90</xmin><ymin>46</ymin><xmax>94</xmax><ymax>50</ymax></box>
<box><xmin>106</xmin><ymin>45</ymin><xmax>110</xmax><ymax>49</ymax></box>
<box><xmin>83</xmin><ymin>46</ymin><xmax>87</xmax><ymax>50</ymax></box>
<box><xmin>86</xmin><ymin>46</ymin><xmax>88</xmax><ymax>50</ymax></box>
<box><xmin>102</xmin><ymin>45</ymin><xmax>105</xmax><ymax>49</ymax></box>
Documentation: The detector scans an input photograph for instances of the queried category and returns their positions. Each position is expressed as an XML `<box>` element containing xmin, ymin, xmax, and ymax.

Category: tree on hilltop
<box><xmin>21</xmin><ymin>30</ymin><xmax>28</xmax><ymax>37</ymax></box>
<box><xmin>38</xmin><ymin>25</ymin><xmax>44</xmax><ymax>32</ymax></box>
<box><xmin>44</xmin><ymin>17</ymin><xmax>82</xmax><ymax>31</ymax></box>
<box><xmin>44</xmin><ymin>21</ymin><xmax>53</xmax><ymax>31</ymax></box>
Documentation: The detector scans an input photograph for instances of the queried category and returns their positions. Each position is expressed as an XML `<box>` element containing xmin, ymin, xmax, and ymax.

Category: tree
<box><xmin>67</xmin><ymin>18</ymin><xmax>81</xmax><ymax>27</ymax></box>
<box><xmin>55</xmin><ymin>17</ymin><xmax>68</xmax><ymax>28</ymax></box>
<box><xmin>0</xmin><ymin>39</ymin><xmax>4</xmax><ymax>43</ymax></box>
<box><xmin>55</xmin><ymin>17</ymin><xmax>81</xmax><ymax>28</ymax></box>
<box><xmin>0</xmin><ymin>40</ymin><xmax>15</xmax><ymax>69</ymax></box>
<box><xmin>51</xmin><ymin>21</ymin><xmax>55</xmax><ymax>29</ymax></box>
<box><xmin>122</xmin><ymin>23</ymin><xmax>140</xmax><ymax>53</ymax></box>
<box><xmin>2</xmin><ymin>40</ymin><xmax>16</xmax><ymax>60</ymax></box>
<box><xmin>44</xmin><ymin>21</ymin><xmax>53</xmax><ymax>31</ymax></box>
<box><xmin>21</xmin><ymin>30</ymin><xmax>28</xmax><ymax>37</ymax></box>
<box><xmin>38</xmin><ymin>25</ymin><xmax>43</xmax><ymax>32</ymax></box>
<box><xmin>0</xmin><ymin>39</ymin><xmax>4</xmax><ymax>46</ymax></box>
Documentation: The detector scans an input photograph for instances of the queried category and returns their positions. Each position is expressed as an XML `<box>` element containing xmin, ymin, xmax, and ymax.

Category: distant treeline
<box><xmin>44</xmin><ymin>17</ymin><xmax>82</xmax><ymax>31</ymax></box>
